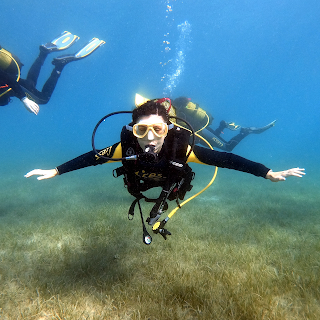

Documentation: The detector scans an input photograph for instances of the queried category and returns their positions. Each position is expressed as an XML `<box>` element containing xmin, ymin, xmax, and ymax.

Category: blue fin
<box><xmin>74</xmin><ymin>38</ymin><xmax>105</xmax><ymax>59</ymax></box>
<box><xmin>42</xmin><ymin>31</ymin><xmax>79</xmax><ymax>52</ymax></box>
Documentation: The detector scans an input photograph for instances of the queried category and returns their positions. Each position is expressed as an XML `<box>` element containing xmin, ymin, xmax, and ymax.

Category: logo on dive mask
<box><xmin>138</xmin><ymin>145</ymin><xmax>158</xmax><ymax>163</ymax></box>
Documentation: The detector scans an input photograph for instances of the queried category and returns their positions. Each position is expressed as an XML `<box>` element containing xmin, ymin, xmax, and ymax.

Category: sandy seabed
<box><xmin>0</xmin><ymin>162</ymin><xmax>319</xmax><ymax>319</ymax></box>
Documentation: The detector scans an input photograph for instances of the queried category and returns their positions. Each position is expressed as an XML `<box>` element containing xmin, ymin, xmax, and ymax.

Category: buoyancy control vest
<box><xmin>91</xmin><ymin>105</ymin><xmax>217</xmax><ymax>244</ymax></box>
<box><xmin>115</xmin><ymin>123</ymin><xmax>195</xmax><ymax>207</ymax></box>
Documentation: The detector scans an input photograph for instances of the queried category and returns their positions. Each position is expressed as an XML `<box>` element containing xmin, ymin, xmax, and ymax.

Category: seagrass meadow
<box><xmin>0</xmin><ymin>163</ymin><xmax>318</xmax><ymax>320</ymax></box>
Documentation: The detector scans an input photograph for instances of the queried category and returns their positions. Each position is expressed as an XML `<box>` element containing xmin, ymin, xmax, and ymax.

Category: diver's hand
<box><xmin>21</xmin><ymin>97</ymin><xmax>40</xmax><ymax>115</ymax></box>
<box><xmin>24</xmin><ymin>169</ymin><xmax>58</xmax><ymax>180</ymax></box>
<box><xmin>266</xmin><ymin>167</ymin><xmax>305</xmax><ymax>182</ymax></box>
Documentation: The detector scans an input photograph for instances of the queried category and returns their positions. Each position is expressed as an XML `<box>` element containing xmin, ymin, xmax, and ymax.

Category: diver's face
<box><xmin>136</xmin><ymin>115</ymin><xmax>167</xmax><ymax>153</ymax></box>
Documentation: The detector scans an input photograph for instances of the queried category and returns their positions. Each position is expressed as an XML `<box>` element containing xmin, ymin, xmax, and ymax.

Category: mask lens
<box><xmin>135</xmin><ymin>124</ymin><xmax>149</xmax><ymax>137</ymax></box>
<box><xmin>133</xmin><ymin>123</ymin><xmax>168</xmax><ymax>138</ymax></box>
<box><xmin>153</xmin><ymin>123</ymin><xmax>166</xmax><ymax>136</ymax></box>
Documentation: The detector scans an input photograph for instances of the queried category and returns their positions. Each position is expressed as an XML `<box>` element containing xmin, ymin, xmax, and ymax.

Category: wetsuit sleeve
<box><xmin>187</xmin><ymin>145</ymin><xmax>270</xmax><ymax>178</ymax></box>
<box><xmin>0</xmin><ymin>69</ymin><xmax>26</xmax><ymax>99</ymax></box>
<box><xmin>56</xmin><ymin>142</ymin><xmax>122</xmax><ymax>175</ymax></box>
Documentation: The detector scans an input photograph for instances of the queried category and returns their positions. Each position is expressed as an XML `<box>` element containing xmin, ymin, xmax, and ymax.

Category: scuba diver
<box><xmin>0</xmin><ymin>31</ymin><xmax>105</xmax><ymax>114</ymax></box>
<box><xmin>24</xmin><ymin>98</ymin><xmax>305</xmax><ymax>244</ymax></box>
<box><xmin>172</xmin><ymin>96</ymin><xmax>276</xmax><ymax>151</ymax></box>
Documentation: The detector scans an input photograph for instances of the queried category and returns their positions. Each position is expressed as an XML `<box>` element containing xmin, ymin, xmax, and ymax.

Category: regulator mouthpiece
<box><xmin>145</xmin><ymin>145</ymin><xmax>156</xmax><ymax>153</ymax></box>
<box><xmin>138</xmin><ymin>145</ymin><xmax>158</xmax><ymax>163</ymax></box>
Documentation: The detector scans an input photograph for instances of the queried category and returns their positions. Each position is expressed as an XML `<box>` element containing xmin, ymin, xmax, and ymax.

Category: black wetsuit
<box><xmin>200</xmin><ymin>121</ymin><xmax>250</xmax><ymax>152</ymax></box>
<box><xmin>0</xmin><ymin>49</ymin><xmax>61</xmax><ymax>106</ymax></box>
<box><xmin>56</xmin><ymin>142</ymin><xmax>270</xmax><ymax>181</ymax></box>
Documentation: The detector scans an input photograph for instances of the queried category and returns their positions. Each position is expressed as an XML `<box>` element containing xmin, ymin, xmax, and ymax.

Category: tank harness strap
<box><xmin>113</xmin><ymin>166</ymin><xmax>159</xmax><ymax>220</ymax></box>
<box><xmin>127</xmin><ymin>194</ymin><xmax>159</xmax><ymax>221</ymax></box>
<box><xmin>115</xmin><ymin>161</ymin><xmax>195</xmax><ymax>225</ymax></box>
<box><xmin>112</xmin><ymin>166</ymin><xmax>126</xmax><ymax>178</ymax></box>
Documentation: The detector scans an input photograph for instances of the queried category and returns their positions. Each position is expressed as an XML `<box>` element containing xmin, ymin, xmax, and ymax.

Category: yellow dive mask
<box><xmin>132</xmin><ymin>123</ymin><xmax>168</xmax><ymax>138</ymax></box>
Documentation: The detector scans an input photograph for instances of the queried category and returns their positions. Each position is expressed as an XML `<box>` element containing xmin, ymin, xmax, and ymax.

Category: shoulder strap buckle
<box><xmin>113</xmin><ymin>166</ymin><xmax>126</xmax><ymax>178</ymax></box>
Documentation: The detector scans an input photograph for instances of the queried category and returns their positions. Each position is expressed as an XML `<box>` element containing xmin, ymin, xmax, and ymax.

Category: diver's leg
<box><xmin>240</xmin><ymin>120</ymin><xmax>277</xmax><ymax>134</ymax></box>
<box><xmin>224</xmin><ymin>120</ymin><xmax>277</xmax><ymax>151</ymax></box>
<box><xmin>196</xmin><ymin>127</ymin><xmax>229</xmax><ymax>151</ymax></box>
<box><xmin>224</xmin><ymin>131</ymin><xmax>250</xmax><ymax>152</ymax></box>
<box><xmin>52</xmin><ymin>37</ymin><xmax>105</xmax><ymax>69</ymax></box>
<box><xmin>25</xmin><ymin>48</ymin><xmax>48</xmax><ymax>87</ymax></box>
<box><xmin>209</xmin><ymin>120</ymin><xmax>240</xmax><ymax>136</ymax></box>
<box><xmin>22</xmin><ymin>64</ymin><xmax>61</xmax><ymax>105</ymax></box>
<box><xmin>17</xmin><ymin>78</ymin><xmax>46</xmax><ymax>104</ymax></box>
<box><xmin>210</xmin><ymin>120</ymin><xmax>227</xmax><ymax>136</ymax></box>
<box><xmin>213</xmin><ymin>120</ymin><xmax>240</xmax><ymax>134</ymax></box>
<box><xmin>201</xmin><ymin>121</ymin><xmax>237</xmax><ymax>151</ymax></box>
<box><xmin>25</xmin><ymin>31</ymin><xmax>80</xmax><ymax>88</ymax></box>
<box><xmin>40</xmin><ymin>67</ymin><xmax>62</xmax><ymax>104</ymax></box>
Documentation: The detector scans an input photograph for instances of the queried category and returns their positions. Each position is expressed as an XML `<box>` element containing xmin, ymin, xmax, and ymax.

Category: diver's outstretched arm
<box><xmin>265</xmin><ymin>167</ymin><xmax>305</xmax><ymax>182</ymax></box>
<box><xmin>24</xmin><ymin>168</ymin><xmax>58</xmax><ymax>180</ymax></box>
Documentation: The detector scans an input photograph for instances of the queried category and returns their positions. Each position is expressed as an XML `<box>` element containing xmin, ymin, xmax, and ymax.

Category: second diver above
<box><xmin>0</xmin><ymin>31</ymin><xmax>105</xmax><ymax>114</ymax></box>
<box><xmin>172</xmin><ymin>96</ymin><xmax>276</xmax><ymax>151</ymax></box>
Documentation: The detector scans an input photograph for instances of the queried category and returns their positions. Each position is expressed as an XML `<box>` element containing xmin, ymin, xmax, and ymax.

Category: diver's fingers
<box><xmin>24</xmin><ymin>169</ymin><xmax>43</xmax><ymax>178</ymax></box>
<box><xmin>290</xmin><ymin>172</ymin><xmax>305</xmax><ymax>178</ymax></box>
<box><xmin>24</xmin><ymin>169</ymin><xmax>57</xmax><ymax>180</ymax></box>
<box><xmin>266</xmin><ymin>168</ymin><xmax>305</xmax><ymax>182</ymax></box>
<box><xmin>284</xmin><ymin>167</ymin><xmax>306</xmax><ymax>178</ymax></box>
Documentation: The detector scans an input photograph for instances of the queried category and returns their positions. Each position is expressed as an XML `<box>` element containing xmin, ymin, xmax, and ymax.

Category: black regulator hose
<box><xmin>168</xmin><ymin>116</ymin><xmax>195</xmax><ymax>159</ymax></box>
<box><xmin>91</xmin><ymin>111</ymin><xmax>133</xmax><ymax>161</ymax></box>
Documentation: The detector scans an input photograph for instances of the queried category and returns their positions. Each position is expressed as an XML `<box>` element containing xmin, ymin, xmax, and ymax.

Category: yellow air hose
<box><xmin>152</xmin><ymin>124</ymin><xmax>218</xmax><ymax>232</ymax></box>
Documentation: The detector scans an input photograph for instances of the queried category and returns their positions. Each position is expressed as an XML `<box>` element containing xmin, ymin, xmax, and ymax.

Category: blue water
<box><xmin>1</xmin><ymin>0</ymin><xmax>319</xmax><ymax>191</ymax></box>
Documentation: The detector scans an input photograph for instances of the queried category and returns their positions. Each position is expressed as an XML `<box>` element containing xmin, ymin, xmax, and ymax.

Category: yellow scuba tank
<box><xmin>184</xmin><ymin>101</ymin><xmax>213</xmax><ymax>133</ymax></box>
<box><xmin>0</xmin><ymin>47</ymin><xmax>21</xmax><ymax>98</ymax></box>
<box><xmin>135</xmin><ymin>93</ymin><xmax>149</xmax><ymax>107</ymax></box>
<box><xmin>186</xmin><ymin>101</ymin><xmax>207</xmax><ymax>121</ymax></box>
<box><xmin>0</xmin><ymin>48</ymin><xmax>13</xmax><ymax>69</ymax></box>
